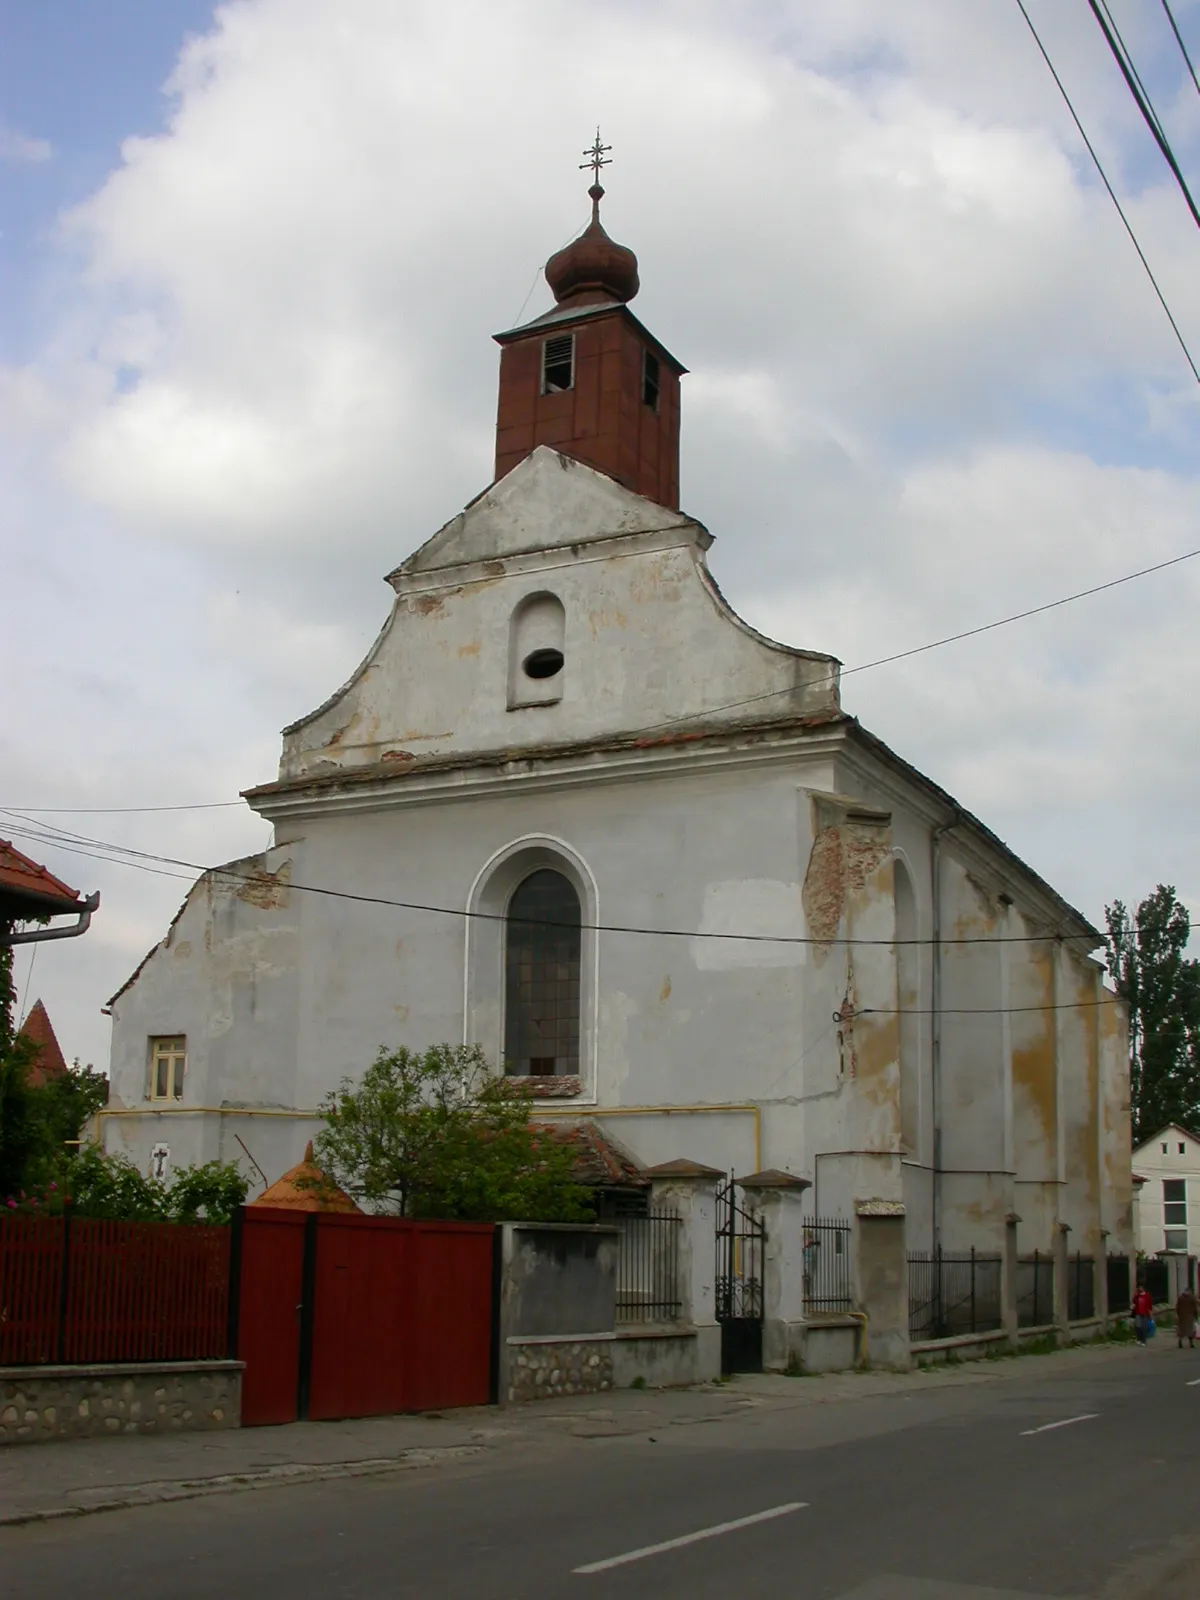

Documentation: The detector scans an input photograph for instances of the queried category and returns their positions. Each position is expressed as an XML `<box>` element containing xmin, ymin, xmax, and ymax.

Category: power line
<box><xmin>1161</xmin><ymin>0</ymin><xmax>1200</xmax><ymax>102</ymax></box>
<box><xmin>0</xmin><ymin>809</ymin><xmax>1113</xmax><ymax>950</ymax></box>
<box><xmin>644</xmin><ymin>542</ymin><xmax>1200</xmax><ymax>732</ymax></box>
<box><xmin>1014</xmin><ymin>0</ymin><xmax>1200</xmax><ymax>384</ymax></box>
<box><xmin>1088</xmin><ymin>0</ymin><xmax>1200</xmax><ymax>231</ymax></box>
<box><xmin>7</xmin><ymin>542</ymin><xmax>1199</xmax><ymax>818</ymax></box>
<box><xmin>1</xmin><ymin>802</ymin><xmax>248</xmax><ymax>815</ymax></box>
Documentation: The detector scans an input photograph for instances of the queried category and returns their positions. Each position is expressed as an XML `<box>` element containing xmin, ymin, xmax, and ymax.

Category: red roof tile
<box><xmin>0</xmin><ymin>840</ymin><xmax>84</xmax><ymax>914</ymax></box>
<box><xmin>551</xmin><ymin>1121</ymin><xmax>648</xmax><ymax>1189</ymax></box>
<box><xmin>19</xmin><ymin>999</ymin><xmax>68</xmax><ymax>1086</ymax></box>
<box><xmin>251</xmin><ymin>1142</ymin><xmax>360</xmax><ymax>1213</ymax></box>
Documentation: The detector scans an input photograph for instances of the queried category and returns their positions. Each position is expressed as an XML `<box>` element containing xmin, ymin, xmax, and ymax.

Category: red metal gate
<box><xmin>234</xmin><ymin>1209</ymin><xmax>495</xmax><ymax>1426</ymax></box>
<box><xmin>235</xmin><ymin>1209</ymin><xmax>307</xmax><ymax>1426</ymax></box>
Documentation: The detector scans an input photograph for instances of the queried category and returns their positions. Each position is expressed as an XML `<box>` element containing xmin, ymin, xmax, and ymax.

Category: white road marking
<box><xmin>1020</xmin><ymin>1413</ymin><xmax>1098</xmax><ymax>1436</ymax></box>
<box><xmin>573</xmin><ymin>1502</ymin><xmax>808</xmax><ymax>1574</ymax></box>
<box><xmin>1186</xmin><ymin>1378</ymin><xmax>1200</xmax><ymax>1387</ymax></box>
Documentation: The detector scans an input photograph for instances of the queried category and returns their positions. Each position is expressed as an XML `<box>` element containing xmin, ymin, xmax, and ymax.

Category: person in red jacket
<box><xmin>1132</xmin><ymin>1285</ymin><xmax>1154</xmax><ymax>1344</ymax></box>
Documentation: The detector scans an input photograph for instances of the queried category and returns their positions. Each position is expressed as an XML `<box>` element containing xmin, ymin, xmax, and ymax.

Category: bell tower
<box><xmin>493</xmin><ymin>134</ymin><xmax>686</xmax><ymax>510</ymax></box>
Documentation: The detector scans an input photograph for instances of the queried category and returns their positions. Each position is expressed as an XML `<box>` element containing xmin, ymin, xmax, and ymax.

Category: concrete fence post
<box><xmin>1054</xmin><ymin>1223</ymin><xmax>1071</xmax><ymax>1337</ymax></box>
<box><xmin>740</xmin><ymin>1169</ymin><xmax>812</xmax><ymax>1373</ymax></box>
<box><xmin>853</xmin><ymin>1199</ymin><xmax>910</xmax><ymax>1370</ymax></box>
<box><xmin>1002</xmin><ymin>1213</ymin><xmax>1020</xmax><ymax>1350</ymax></box>
<box><xmin>1096</xmin><ymin>1231</ymin><xmax>1110</xmax><ymax>1327</ymax></box>
<box><xmin>645</xmin><ymin>1160</ymin><xmax>723</xmax><ymax>1382</ymax></box>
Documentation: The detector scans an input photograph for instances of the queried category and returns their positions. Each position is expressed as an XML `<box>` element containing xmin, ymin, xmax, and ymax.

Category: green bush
<box><xmin>4</xmin><ymin>1145</ymin><xmax>248</xmax><ymax>1225</ymax></box>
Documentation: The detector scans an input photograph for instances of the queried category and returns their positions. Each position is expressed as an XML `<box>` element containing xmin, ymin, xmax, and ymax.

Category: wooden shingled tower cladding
<box><xmin>493</xmin><ymin>133</ymin><xmax>685</xmax><ymax>510</ymax></box>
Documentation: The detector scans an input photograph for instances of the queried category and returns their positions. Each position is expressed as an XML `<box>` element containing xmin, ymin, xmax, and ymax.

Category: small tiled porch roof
<box><xmin>551</xmin><ymin>1121</ymin><xmax>648</xmax><ymax>1190</ymax></box>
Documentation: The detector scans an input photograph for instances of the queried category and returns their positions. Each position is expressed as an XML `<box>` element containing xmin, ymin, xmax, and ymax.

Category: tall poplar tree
<box><xmin>1105</xmin><ymin>885</ymin><xmax>1200</xmax><ymax>1145</ymax></box>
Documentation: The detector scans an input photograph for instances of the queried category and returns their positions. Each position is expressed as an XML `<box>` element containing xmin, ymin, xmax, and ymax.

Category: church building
<box><xmin>103</xmin><ymin>161</ymin><xmax>1132</xmax><ymax>1269</ymax></box>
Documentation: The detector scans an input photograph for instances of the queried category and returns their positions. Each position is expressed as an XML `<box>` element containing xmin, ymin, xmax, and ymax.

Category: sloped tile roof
<box><xmin>19</xmin><ymin>999</ymin><xmax>68</xmax><ymax>1085</ymax></box>
<box><xmin>551</xmin><ymin>1120</ymin><xmax>648</xmax><ymax>1189</ymax></box>
<box><xmin>250</xmin><ymin>1142</ymin><xmax>360</xmax><ymax>1213</ymax></box>
<box><xmin>0</xmin><ymin>840</ymin><xmax>84</xmax><ymax>914</ymax></box>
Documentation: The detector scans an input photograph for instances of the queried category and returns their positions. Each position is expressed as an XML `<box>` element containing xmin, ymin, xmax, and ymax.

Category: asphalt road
<box><xmin>4</xmin><ymin>1344</ymin><xmax>1199</xmax><ymax>1600</ymax></box>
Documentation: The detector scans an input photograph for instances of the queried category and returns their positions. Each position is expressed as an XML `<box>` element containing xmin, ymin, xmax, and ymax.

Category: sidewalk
<box><xmin>0</xmin><ymin>1339</ymin><xmax>1140</xmax><ymax>1527</ymax></box>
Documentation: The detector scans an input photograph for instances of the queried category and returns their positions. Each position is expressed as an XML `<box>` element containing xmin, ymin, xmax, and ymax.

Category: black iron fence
<box><xmin>802</xmin><ymin>1218</ymin><xmax>853</xmax><ymax>1315</ymax></box>
<box><xmin>1138</xmin><ymin>1255</ymin><xmax>1170</xmax><ymax>1306</ymax></box>
<box><xmin>1106</xmin><ymin>1253</ymin><xmax>1131</xmax><ymax>1315</ymax></box>
<box><xmin>1017</xmin><ymin>1252</ymin><xmax>1055</xmax><ymax>1328</ymax></box>
<box><xmin>907</xmin><ymin>1248</ymin><xmax>1002</xmax><ymax>1340</ymax></box>
<box><xmin>614</xmin><ymin>1210</ymin><xmax>682</xmax><ymax>1324</ymax></box>
<box><xmin>1066</xmin><ymin>1253</ymin><xmax>1095</xmax><ymax>1321</ymax></box>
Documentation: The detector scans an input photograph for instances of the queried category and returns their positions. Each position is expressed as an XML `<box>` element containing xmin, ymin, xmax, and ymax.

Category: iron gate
<box><xmin>715</xmin><ymin>1177</ymin><xmax>765</xmax><ymax>1374</ymax></box>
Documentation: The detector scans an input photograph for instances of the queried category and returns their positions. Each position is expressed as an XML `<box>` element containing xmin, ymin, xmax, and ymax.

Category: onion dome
<box><xmin>251</xmin><ymin>1140</ymin><xmax>359</xmax><ymax>1213</ymax></box>
<box><xmin>544</xmin><ymin>183</ymin><xmax>640</xmax><ymax>307</ymax></box>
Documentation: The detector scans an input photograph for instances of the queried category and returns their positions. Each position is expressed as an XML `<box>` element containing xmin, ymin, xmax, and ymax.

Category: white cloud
<box><xmin>0</xmin><ymin>125</ymin><xmax>51</xmax><ymax>164</ymax></box>
<box><xmin>3</xmin><ymin>0</ymin><xmax>1199</xmax><ymax>1068</ymax></box>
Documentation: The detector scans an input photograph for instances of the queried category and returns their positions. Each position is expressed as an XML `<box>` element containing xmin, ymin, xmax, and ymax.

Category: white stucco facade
<box><xmin>1131</xmin><ymin>1125</ymin><xmax>1200</xmax><ymax>1259</ymax></box>
<box><xmin>103</xmin><ymin>447</ymin><xmax>1132</xmax><ymax>1262</ymax></box>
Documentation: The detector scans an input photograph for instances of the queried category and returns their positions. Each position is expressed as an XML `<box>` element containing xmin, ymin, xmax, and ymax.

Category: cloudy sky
<box><xmin>3</xmin><ymin>0</ymin><xmax>1199</xmax><ymax>1070</ymax></box>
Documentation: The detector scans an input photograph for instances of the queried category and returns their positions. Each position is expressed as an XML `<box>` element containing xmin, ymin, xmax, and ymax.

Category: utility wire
<box><xmin>0</xmin><ymin>809</ymin><xmax>1115</xmax><ymax>950</ymax></box>
<box><xmin>5</xmin><ymin>819</ymin><xmax>1124</xmax><ymax>1014</ymax></box>
<box><xmin>1161</xmin><ymin>0</ymin><xmax>1200</xmax><ymax>102</ymax></box>
<box><xmin>644</xmin><ymin>542</ymin><xmax>1200</xmax><ymax>732</ymax></box>
<box><xmin>1014</xmin><ymin>0</ymin><xmax>1200</xmax><ymax>383</ymax></box>
<box><xmin>7</xmin><ymin>542</ymin><xmax>1199</xmax><ymax>816</ymax></box>
<box><xmin>1088</xmin><ymin>0</ymin><xmax>1200</xmax><ymax>230</ymax></box>
<box><xmin>1</xmin><ymin>802</ymin><xmax>248</xmax><ymax>815</ymax></box>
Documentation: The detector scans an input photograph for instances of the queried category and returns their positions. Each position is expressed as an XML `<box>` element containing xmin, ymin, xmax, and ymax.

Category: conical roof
<box><xmin>251</xmin><ymin>1142</ymin><xmax>360</xmax><ymax>1213</ymax></box>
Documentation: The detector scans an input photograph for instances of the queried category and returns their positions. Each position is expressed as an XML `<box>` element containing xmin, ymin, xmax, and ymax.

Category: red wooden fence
<box><xmin>306</xmin><ymin>1214</ymin><xmax>494</xmax><ymax>1421</ymax></box>
<box><xmin>235</xmin><ymin>1208</ymin><xmax>307</xmax><ymax>1426</ymax></box>
<box><xmin>237</xmin><ymin>1209</ymin><xmax>496</xmax><ymax>1426</ymax></box>
<box><xmin>0</xmin><ymin>1215</ymin><xmax>229</xmax><ymax>1365</ymax></box>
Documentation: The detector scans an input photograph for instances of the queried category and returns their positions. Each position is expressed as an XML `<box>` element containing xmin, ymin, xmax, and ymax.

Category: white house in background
<box><xmin>1131</xmin><ymin>1125</ymin><xmax>1200</xmax><ymax>1259</ymax></box>
<box><xmin>100</xmin><ymin>178</ymin><xmax>1132</xmax><ymax>1267</ymax></box>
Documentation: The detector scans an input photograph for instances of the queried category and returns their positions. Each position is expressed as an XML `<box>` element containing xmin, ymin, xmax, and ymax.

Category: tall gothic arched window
<box><xmin>504</xmin><ymin>869</ymin><xmax>581</xmax><ymax>1076</ymax></box>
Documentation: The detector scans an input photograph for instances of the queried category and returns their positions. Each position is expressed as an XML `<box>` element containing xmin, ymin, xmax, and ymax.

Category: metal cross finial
<box><xmin>581</xmin><ymin>127</ymin><xmax>612</xmax><ymax>184</ymax></box>
<box><xmin>580</xmin><ymin>128</ymin><xmax>611</xmax><ymax>221</ymax></box>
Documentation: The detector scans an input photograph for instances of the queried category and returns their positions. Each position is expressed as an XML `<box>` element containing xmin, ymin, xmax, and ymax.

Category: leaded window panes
<box><xmin>504</xmin><ymin>869</ymin><xmax>581</xmax><ymax>1076</ymax></box>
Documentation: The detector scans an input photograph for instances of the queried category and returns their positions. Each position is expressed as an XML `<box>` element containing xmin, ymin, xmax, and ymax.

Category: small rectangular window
<box><xmin>642</xmin><ymin>349</ymin><xmax>660</xmax><ymax>410</ymax></box>
<box><xmin>1162</xmin><ymin>1143</ymin><xmax>1169</xmax><ymax>1153</ymax></box>
<box><xmin>542</xmin><ymin>334</ymin><xmax>574</xmax><ymax>394</ymax></box>
<box><xmin>1164</xmin><ymin>1177</ymin><xmax>1187</xmax><ymax>1227</ymax></box>
<box><xmin>1180</xmin><ymin>1143</ymin><xmax>1187</xmax><ymax>1154</ymax></box>
<box><xmin>1165</xmin><ymin>1228</ymin><xmax>1188</xmax><ymax>1251</ymax></box>
<box><xmin>148</xmin><ymin>1036</ymin><xmax>186</xmax><ymax>1101</ymax></box>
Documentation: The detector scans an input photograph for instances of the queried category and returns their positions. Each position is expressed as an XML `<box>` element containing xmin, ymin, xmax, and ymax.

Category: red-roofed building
<box><xmin>0</xmin><ymin>840</ymin><xmax>98</xmax><ymax>947</ymax></box>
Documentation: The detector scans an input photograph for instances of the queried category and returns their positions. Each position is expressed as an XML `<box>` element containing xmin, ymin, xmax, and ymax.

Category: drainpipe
<box><xmin>930</xmin><ymin>815</ymin><xmax>959</xmax><ymax>1255</ymax></box>
<box><xmin>2</xmin><ymin>892</ymin><xmax>100</xmax><ymax>947</ymax></box>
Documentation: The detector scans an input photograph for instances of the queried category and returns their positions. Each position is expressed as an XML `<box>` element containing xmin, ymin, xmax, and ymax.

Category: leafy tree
<box><xmin>313</xmin><ymin>1044</ymin><xmax>590</xmax><ymax>1222</ymax></box>
<box><xmin>5</xmin><ymin>1146</ymin><xmax>248</xmax><ymax>1224</ymax></box>
<box><xmin>1106</xmin><ymin>885</ymin><xmax>1200</xmax><ymax>1145</ymax></box>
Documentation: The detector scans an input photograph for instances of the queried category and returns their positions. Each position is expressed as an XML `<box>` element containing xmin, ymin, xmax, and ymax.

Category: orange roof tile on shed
<box><xmin>250</xmin><ymin>1142</ymin><xmax>360</xmax><ymax>1213</ymax></box>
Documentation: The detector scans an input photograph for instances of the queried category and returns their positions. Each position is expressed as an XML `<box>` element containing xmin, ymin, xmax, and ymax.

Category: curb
<box><xmin>0</xmin><ymin>1444</ymin><xmax>483</xmax><ymax>1528</ymax></box>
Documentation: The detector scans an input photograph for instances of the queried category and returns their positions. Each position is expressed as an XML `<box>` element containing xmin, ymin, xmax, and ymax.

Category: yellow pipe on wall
<box><xmin>95</xmin><ymin>1102</ymin><xmax>763</xmax><ymax>1169</ymax></box>
<box><xmin>533</xmin><ymin>1103</ymin><xmax>762</xmax><ymax>1172</ymax></box>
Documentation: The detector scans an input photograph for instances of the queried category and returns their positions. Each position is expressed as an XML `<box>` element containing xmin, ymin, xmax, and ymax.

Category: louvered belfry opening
<box><xmin>504</xmin><ymin>869</ymin><xmax>582</xmax><ymax>1076</ymax></box>
<box><xmin>542</xmin><ymin>334</ymin><xmax>574</xmax><ymax>394</ymax></box>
